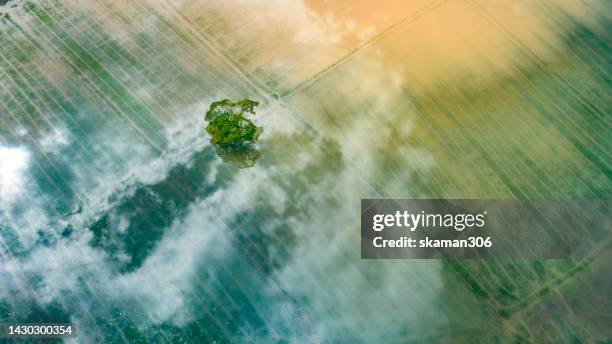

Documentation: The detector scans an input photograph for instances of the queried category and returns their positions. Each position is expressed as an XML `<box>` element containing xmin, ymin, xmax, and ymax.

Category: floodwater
<box><xmin>0</xmin><ymin>0</ymin><xmax>610</xmax><ymax>342</ymax></box>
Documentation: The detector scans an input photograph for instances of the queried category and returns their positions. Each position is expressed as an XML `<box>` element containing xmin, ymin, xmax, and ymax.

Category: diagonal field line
<box><xmin>153</xmin><ymin>0</ymin><xmax>275</xmax><ymax>103</ymax></box>
<box><xmin>134</xmin><ymin>1</ymin><xmax>410</xmax><ymax>328</ymax></box>
<box><xmin>156</xmin><ymin>0</ymin><xmax>447</xmax><ymax>103</ymax></box>
<box><xmin>466</xmin><ymin>0</ymin><xmax>612</xmax><ymax>175</ymax></box>
<box><xmin>464</xmin><ymin>0</ymin><xmax>612</xmax><ymax>323</ymax></box>
<box><xmin>281</xmin><ymin>0</ymin><xmax>449</xmax><ymax>99</ymax></box>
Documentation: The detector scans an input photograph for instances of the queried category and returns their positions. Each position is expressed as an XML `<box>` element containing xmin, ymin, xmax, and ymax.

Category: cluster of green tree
<box><xmin>205</xmin><ymin>99</ymin><xmax>262</xmax><ymax>145</ymax></box>
<box><xmin>205</xmin><ymin>99</ymin><xmax>263</xmax><ymax>168</ymax></box>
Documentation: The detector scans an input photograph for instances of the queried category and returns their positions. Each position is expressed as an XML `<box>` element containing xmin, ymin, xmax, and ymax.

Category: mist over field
<box><xmin>0</xmin><ymin>0</ymin><xmax>610</xmax><ymax>342</ymax></box>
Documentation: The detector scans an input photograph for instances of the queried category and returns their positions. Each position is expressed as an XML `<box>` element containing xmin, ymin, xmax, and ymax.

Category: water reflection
<box><xmin>214</xmin><ymin>143</ymin><xmax>262</xmax><ymax>169</ymax></box>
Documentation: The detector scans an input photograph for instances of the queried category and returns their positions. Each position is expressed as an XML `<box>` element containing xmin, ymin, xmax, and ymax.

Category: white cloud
<box><xmin>0</xmin><ymin>146</ymin><xmax>30</xmax><ymax>204</ymax></box>
<box><xmin>39</xmin><ymin>128</ymin><xmax>70</xmax><ymax>152</ymax></box>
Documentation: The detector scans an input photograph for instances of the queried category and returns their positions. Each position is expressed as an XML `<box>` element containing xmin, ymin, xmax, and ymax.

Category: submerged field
<box><xmin>0</xmin><ymin>0</ymin><xmax>610</xmax><ymax>342</ymax></box>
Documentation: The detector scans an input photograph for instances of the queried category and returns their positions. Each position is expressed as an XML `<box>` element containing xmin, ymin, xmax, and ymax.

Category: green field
<box><xmin>0</xmin><ymin>0</ymin><xmax>610</xmax><ymax>342</ymax></box>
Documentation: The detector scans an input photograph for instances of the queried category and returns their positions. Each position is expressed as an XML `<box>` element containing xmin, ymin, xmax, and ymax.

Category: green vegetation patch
<box><xmin>204</xmin><ymin>99</ymin><xmax>263</xmax><ymax>168</ymax></box>
<box><xmin>204</xmin><ymin>99</ymin><xmax>262</xmax><ymax>145</ymax></box>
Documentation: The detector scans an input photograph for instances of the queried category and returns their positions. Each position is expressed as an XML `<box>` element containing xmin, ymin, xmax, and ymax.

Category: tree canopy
<box><xmin>204</xmin><ymin>99</ymin><xmax>262</xmax><ymax>145</ymax></box>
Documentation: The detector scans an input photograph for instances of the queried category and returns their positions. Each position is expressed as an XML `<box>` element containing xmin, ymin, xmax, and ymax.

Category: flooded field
<box><xmin>0</xmin><ymin>0</ymin><xmax>610</xmax><ymax>342</ymax></box>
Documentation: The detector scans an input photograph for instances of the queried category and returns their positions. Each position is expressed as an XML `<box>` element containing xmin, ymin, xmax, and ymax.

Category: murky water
<box><xmin>0</xmin><ymin>0</ymin><xmax>610</xmax><ymax>342</ymax></box>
